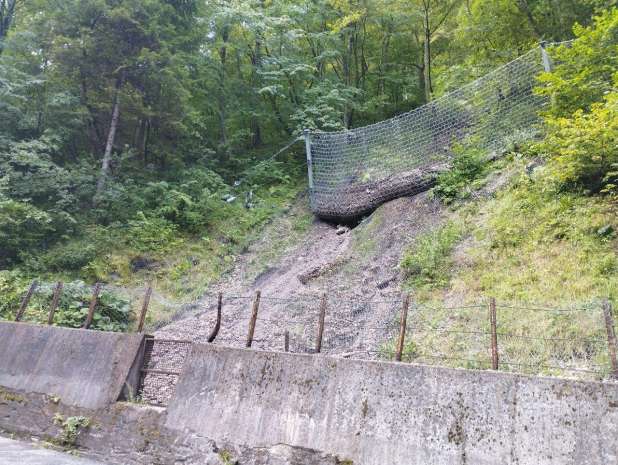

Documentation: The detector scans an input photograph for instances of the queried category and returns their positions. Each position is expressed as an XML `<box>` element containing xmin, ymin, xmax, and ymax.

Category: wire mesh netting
<box><xmin>139</xmin><ymin>337</ymin><xmax>192</xmax><ymax>406</ymax></box>
<box><xmin>307</xmin><ymin>45</ymin><xmax>558</xmax><ymax>221</ymax></box>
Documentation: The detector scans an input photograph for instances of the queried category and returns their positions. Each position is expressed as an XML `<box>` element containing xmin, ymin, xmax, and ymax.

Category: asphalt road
<box><xmin>0</xmin><ymin>436</ymin><xmax>108</xmax><ymax>465</ymax></box>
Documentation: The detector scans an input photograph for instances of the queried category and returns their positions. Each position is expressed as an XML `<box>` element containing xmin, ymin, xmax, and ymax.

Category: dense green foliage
<box><xmin>0</xmin><ymin>271</ymin><xmax>130</xmax><ymax>331</ymax></box>
<box><xmin>396</xmin><ymin>11</ymin><xmax>617</xmax><ymax>378</ymax></box>
<box><xmin>0</xmin><ymin>1</ymin><xmax>615</xmax><ymax>329</ymax></box>
<box><xmin>402</xmin><ymin>9</ymin><xmax>618</xmax><ymax>305</ymax></box>
<box><xmin>432</xmin><ymin>145</ymin><xmax>489</xmax><ymax>203</ymax></box>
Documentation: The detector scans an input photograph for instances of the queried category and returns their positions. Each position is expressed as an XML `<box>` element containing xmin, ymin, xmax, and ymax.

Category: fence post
<box><xmin>246</xmin><ymin>290</ymin><xmax>261</xmax><ymax>348</ymax></box>
<box><xmin>284</xmin><ymin>330</ymin><xmax>290</xmax><ymax>352</ymax></box>
<box><xmin>540</xmin><ymin>41</ymin><xmax>553</xmax><ymax>72</ymax></box>
<box><xmin>315</xmin><ymin>293</ymin><xmax>327</xmax><ymax>353</ymax></box>
<box><xmin>602</xmin><ymin>299</ymin><xmax>618</xmax><ymax>379</ymax></box>
<box><xmin>303</xmin><ymin>129</ymin><xmax>314</xmax><ymax>190</ymax></box>
<box><xmin>207</xmin><ymin>293</ymin><xmax>223</xmax><ymax>343</ymax></box>
<box><xmin>137</xmin><ymin>285</ymin><xmax>153</xmax><ymax>333</ymax></box>
<box><xmin>47</xmin><ymin>282</ymin><xmax>63</xmax><ymax>325</ymax></box>
<box><xmin>15</xmin><ymin>280</ymin><xmax>37</xmax><ymax>322</ymax></box>
<box><xmin>395</xmin><ymin>294</ymin><xmax>410</xmax><ymax>362</ymax></box>
<box><xmin>489</xmin><ymin>297</ymin><xmax>499</xmax><ymax>370</ymax></box>
<box><xmin>83</xmin><ymin>283</ymin><xmax>101</xmax><ymax>329</ymax></box>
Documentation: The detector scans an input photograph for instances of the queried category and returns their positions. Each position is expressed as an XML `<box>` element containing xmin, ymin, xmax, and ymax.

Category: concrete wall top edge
<box><xmin>185</xmin><ymin>341</ymin><xmax>618</xmax><ymax>388</ymax></box>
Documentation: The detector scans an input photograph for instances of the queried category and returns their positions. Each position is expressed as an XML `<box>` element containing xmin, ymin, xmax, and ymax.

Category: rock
<box><xmin>525</xmin><ymin>158</ymin><xmax>544</xmax><ymax>176</ymax></box>
<box><xmin>130</xmin><ymin>257</ymin><xmax>159</xmax><ymax>273</ymax></box>
<box><xmin>335</xmin><ymin>226</ymin><xmax>349</xmax><ymax>235</ymax></box>
<box><xmin>597</xmin><ymin>224</ymin><xmax>615</xmax><ymax>238</ymax></box>
<box><xmin>238</xmin><ymin>443</ymin><xmax>345</xmax><ymax>465</ymax></box>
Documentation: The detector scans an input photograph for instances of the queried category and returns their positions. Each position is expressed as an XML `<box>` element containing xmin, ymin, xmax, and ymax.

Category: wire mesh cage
<box><xmin>307</xmin><ymin>45</ymin><xmax>557</xmax><ymax>221</ymax></box>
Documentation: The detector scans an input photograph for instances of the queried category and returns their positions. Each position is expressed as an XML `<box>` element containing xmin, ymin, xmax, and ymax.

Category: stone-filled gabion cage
<box><xmin>305</xmin><ymin>44</ymin><xmax>560</xmax><ymax>222</ymax></box>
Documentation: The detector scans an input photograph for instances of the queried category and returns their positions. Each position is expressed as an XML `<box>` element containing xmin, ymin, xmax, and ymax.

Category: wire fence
<box><xmin>305</xmin><ymin>42</ymin><xmax>566</xmax><ymax>221</ymax></box>
<box><xmin>7</xmin><ymin>277</ymin><xmax>617</xmax><ymax>405</ymax></box>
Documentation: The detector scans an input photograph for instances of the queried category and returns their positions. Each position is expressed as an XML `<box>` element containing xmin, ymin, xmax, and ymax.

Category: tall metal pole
<box><xmin>303</xmin><ymin>129</ymin><xmax>314</xmax><ymax>190</ymax></box>
<box><xmin>540</xmin><ymin>41</ymin><xmax>553</xmax><ymax>72</ymax></box>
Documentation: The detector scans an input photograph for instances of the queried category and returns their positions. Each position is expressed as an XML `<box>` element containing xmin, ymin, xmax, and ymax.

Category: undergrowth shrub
<box><xmin>400</xmin><ymin>221</ymin><xmax>464</xmax><ymax>288</ymax></box>
<box><xmin>38</xmin><ymin>240</ymin><xmax>98</xmax><ymax>271</ymax></box>
<box><xmin>53</xmin><ymin>414</ymin><xmax>91</xmax><ymax>448</ymax></box>
<box><xmin>532</xmin><ymin>83</ymin><xmax>618</xmax><ymax>195</ymax></box>
<box><xmin>433</xmin><ymin>145</ymin><xmax>488</xmax><ymax>203</ymax></box>
<box><xmin>127</xmin><ymin>212</ymin><xmax>182</xmax><ymax>253</ymax></box>
<box><xmin>537</xmin><ymin>8</ymin><xmax>618</xmax><ymax>118</ymax></box>
<box><xmin>0</xmin><ymin>272</ymin><xmax>131</xmax><ymax>331</ymax></box>
<box><xmin>0</xmin><ymin>197</ymin><xmax>54</xmax><ymax>266</ymax></box>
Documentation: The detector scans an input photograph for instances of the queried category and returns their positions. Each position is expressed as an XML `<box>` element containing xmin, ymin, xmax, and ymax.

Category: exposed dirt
<box><xmin>140</xmin><ymin>190</ymin><xmax>447</xmax><ymax>404</ymax></box>
<box><xmin>153</xmin><ymin>191</ymin><xmax>445</xmax><ymax>353</ymax></box>
<box><xmin>140</xmin><ymin>158</ymin><xmax>523</xmax><ymax>404</ymax></box>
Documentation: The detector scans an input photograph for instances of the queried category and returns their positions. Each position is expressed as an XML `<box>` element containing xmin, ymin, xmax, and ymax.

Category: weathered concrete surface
<box><xmin>0</xmin><ymin>388</ymin><xmax>345</xmax><ymax>465</ymax></box>
<box><xmin>167</xmin><ymin>344</ymin><xmax>618</xmax><ymax>465</ymax></box>
<box><xmin>0</xmin><ymin>436</ymin><xmax>108</xmax><ymax>465</ymax></box>
<box><xmin>0</xmin><ymin>321</ymin><xmax>144</xmax><ymax>409</ymax></box>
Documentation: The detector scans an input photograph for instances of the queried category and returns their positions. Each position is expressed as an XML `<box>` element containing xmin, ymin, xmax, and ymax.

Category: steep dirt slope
<box><xmin>155</xmin><ymin>191</ymin><xmax>445</xmax><ymax>354</ymax></box>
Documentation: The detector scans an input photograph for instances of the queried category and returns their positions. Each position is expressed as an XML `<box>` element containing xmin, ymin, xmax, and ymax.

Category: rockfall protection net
<box><xmin>307</xmin><ymin>45</ymin><xmax>556</xmax><ymax>221</ymax></box>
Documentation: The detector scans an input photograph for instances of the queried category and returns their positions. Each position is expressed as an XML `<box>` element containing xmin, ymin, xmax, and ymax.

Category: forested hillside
<box><xmin>1</xmin><ymin>1</ymin><xmax>616</xmax><ymax>332</ymax></box>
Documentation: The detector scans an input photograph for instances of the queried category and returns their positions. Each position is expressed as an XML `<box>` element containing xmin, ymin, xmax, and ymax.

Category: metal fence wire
<box><xmin>306</xmin><ymin>43</ymin><xmax>563</xmax><ymax>221</ymax></box>
<box><xmin>136</xmin><ymin>292</ymin><xmax>616</xmax><ymax>406</ymax></box>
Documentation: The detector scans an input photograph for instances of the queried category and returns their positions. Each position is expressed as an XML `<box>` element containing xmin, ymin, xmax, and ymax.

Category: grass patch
<box><xmin>400</xmin><ymin>221</ymin><xmax>464</xmax><ymax>289</ymax></box>
<box><xmin>397</xmin><ymin>159</ymin><xmax>617</xmax><ymax>379</ymax></box>
<box><xmin>432</xmin><ymin>144</ymin><xmax>490</xmax><ymax>204</ymax></box>
<box><xmin>245</xmin><ymin>202</ymin><xmax>313</xmax><ymax>281</ymax></box>
<box><xmin>450</xmin><ymin>175</ymin><xmax>618</xmax><ymax>304</ymax></box>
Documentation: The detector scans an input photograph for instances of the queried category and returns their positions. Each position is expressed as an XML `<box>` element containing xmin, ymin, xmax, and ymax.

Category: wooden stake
<box><xmin>15</xmin><ymin>280</ymin><xmax>37</xmax><ymax>322</ymax></box>
<box><xmin>137</xmin><ymin>285</ymin><xmax>153</xmax><ymax>333</ymax></box>
<box><xmin>47</xmin><ymin>282</ymin><xmax>63</xmax><ymax>325</ymax></box>
<box><xmin>602</xmin><ymin>299</ymin><xmax>618</xmax><ymax>379</ymax></box>
<box><xmin>207</xmin><ymin>293</ymin><xmax>223</xmax><ymax>343</ymax></box>
<box><xmin>284</xmin><ymin>330</ymin><xmax>290</xmax><ymax>352</ymax></box>
<box><xmin>246</xmin><ymin>290</ymin><xmax>261</xmax><ymax>348</ymax></box>
<box><xmin>489</xmin><ymin>297</ymin><xmax>499</xmax><ymax>370</ymax></box>
<box><xmin>395</xmin><ymin>294</ymin><xmax>410</xmax><ymax>362</ymax></box>
<box><xmin>315</xmin><ymin>293</ymin><xmax>327</xmax><ymax>353</ymax></box>
<box><xmin>83</xmin><ymin>283</ymin><xmax>101</xmax><ymax>329</ymax></box>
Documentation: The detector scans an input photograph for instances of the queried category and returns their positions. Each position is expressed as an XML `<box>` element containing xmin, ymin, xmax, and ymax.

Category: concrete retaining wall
<box><xmin>166</xmin><ymin>344</ymin><xmax>618</xmax><ymax>465</ymax></box>
<box><xmin>0</xmin><ymin>321</ymin><xmax>144</xmax><ymax>409</ymax></box>
<box><xmin>0</xmin><ymin>388</ymin><xmax>342</xmax><ymax>465</ymax></box>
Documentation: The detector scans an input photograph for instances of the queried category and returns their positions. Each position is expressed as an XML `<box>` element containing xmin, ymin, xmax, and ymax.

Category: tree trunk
<box><xmin>516</xmin><ymin>0</ymin><xmax>542</xmax><ymax>40</ymax></box>
<box><xmin>250</xmin><ymin>36</ymin><xmax>263</xmax><ymax>148</ymax></box>
<box><xmin>423</xmin><ymin>12</ymin><xmax>432</xmax><ymax>102</ymax></box>
<box><xmin>217</xmin><ymin>25</ymin><xmax>230</xmax><ymax>159</ymax></box>
<box><xmin>342</xmin><ymin>31</ymin><xmax>354</xmax><ymax>128</ymax></box>
<box><xmin>95</xmin><ymin>71</ymin><xmax>124</xmax><ymax>202</ymax></box>
<box><xmin>0</xmin><ymin>0</ymin><xmax>18</xmax><ymax>55</ymax></box>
